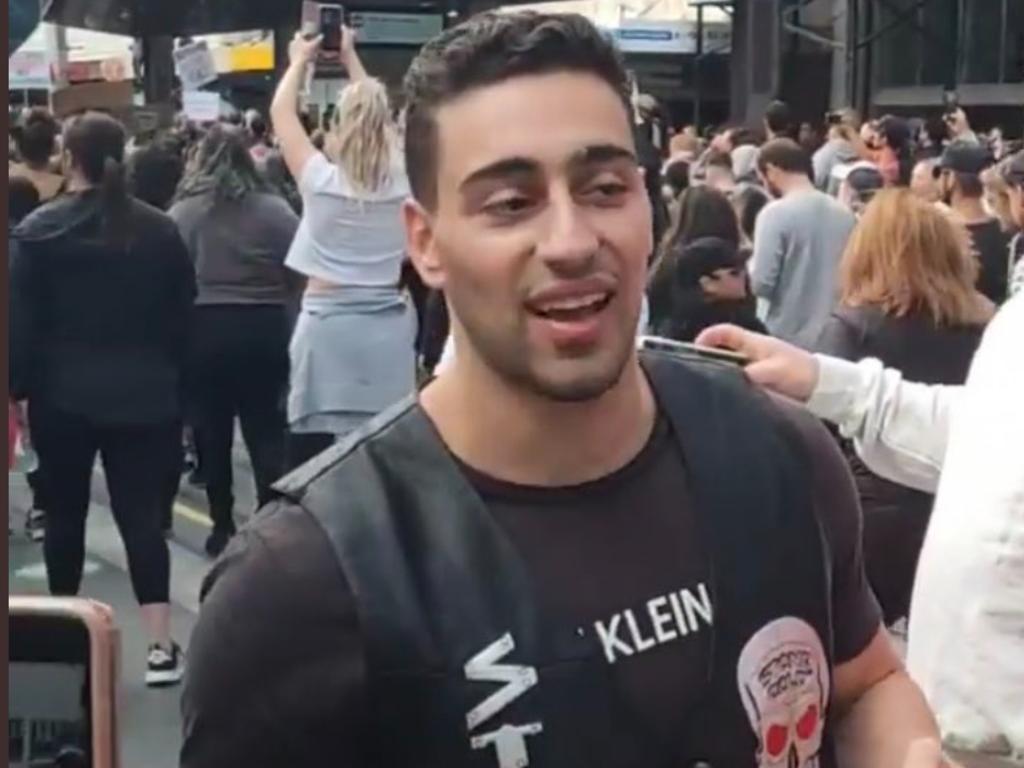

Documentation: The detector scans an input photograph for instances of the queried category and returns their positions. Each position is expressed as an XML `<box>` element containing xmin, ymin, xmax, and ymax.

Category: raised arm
<box><xmin>270</xmin><ymin>33</ymin><xmax>322</xmax><ymax>182</ymax></box>
<box><xmin>340</xmin><ymin>26</ymin><xmax>368</xmax><ymax>83</ymax></box>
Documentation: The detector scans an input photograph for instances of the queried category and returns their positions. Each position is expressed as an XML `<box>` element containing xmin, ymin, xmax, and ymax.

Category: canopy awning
<box><xmin>42</xmin><ymin>0</ymin><xmax>295</xmax><ymax>37</ymax></box>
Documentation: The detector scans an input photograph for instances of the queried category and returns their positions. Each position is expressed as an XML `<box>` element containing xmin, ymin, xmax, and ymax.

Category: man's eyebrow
<box><xmin>569</xmin><ymin>144</ymin><xmax>638</xmax><ymax>168</ymax></box>
<box><xmin>459</xmin><ymin>157</ymin><xmax>539</xmax><ymax>192</ymax></box>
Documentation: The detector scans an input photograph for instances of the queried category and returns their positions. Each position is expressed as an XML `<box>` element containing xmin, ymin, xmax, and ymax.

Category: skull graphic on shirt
<box><xmin>736</xmin><ymin>617</ymin><xmax>830</xmax><ymax>768</ymax></box>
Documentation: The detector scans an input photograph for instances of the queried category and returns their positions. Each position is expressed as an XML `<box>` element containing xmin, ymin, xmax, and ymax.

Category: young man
<box><xmin>751</xmin><ymin>138</ymin><xmax>856</xmax><ymax>349</ymax></box>
<box><xmin>935</xmin><ymin>143</ymin><xmax>1010</xmax><ymax>304</ymax></box>
<box><xmin>181</xmin><ymin>13</ymin><xmax>944</xmax><ymax>768</ymax></box>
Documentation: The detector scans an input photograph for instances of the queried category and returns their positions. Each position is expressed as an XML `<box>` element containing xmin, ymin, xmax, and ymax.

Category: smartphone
<box><xmin>825</xmin><ymin>110</ymin><xmax>842</xmax><ymax>126</ymax></box>
<box><xmin>9</xmin><ymin>596</ymin><xmax>120</xmax><ymax>768</ymax></box>
<box><xmin>319</xmin><ymin>4</ymin><xmax>345</xmax><ymax>52</ymax></box>
<box><xmin>639</xmin><ymin>335</ymin><xmax>749</xmax><ymax>367</ymax></box>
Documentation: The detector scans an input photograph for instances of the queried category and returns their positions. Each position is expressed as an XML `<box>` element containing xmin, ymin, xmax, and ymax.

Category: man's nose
<box><xmin>535</xmin><ymin>190</ymin><xmax>600</xmax><ymax>273</ymax></box>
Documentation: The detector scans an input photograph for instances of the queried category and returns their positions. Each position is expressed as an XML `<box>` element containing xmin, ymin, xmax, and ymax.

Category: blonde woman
<box><xmin>271</xmin><ymin>26</ymin><xmax>416</xmax><ymax>467</ymax></box>
<box><xmin>815</xmin><ymin>188</ymin><xmax>993</xmax><ymax>626</ymax></box>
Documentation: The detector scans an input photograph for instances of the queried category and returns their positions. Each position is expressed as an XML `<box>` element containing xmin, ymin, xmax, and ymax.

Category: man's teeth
<box><xmin>538</xmin><ymin>293</ymin><xmax>607</xmax><ymax>312</ymax></box>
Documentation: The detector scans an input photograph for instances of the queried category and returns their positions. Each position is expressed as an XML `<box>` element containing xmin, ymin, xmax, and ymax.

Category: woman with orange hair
<box><xmin>815</xmin><ymin>188</ymin><xmax>994</xmax><ymax>626</ymax></box>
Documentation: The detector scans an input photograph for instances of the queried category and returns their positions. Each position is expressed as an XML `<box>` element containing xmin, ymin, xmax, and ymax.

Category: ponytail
<box><xmin>64</xmin><ymin>112</ymin><xmax>132</xmax><ymax>249</ymax></box>
<box><xmin>101</xmin><ymin>156</ymin><xmax>131</xmax><ymax>247</ymax></box>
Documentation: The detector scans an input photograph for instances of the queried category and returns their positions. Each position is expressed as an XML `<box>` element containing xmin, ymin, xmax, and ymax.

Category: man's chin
<box><xmin>525</xmin><ymin>353</ymin><xmax>636</xmax><ymax>403</ymax></box>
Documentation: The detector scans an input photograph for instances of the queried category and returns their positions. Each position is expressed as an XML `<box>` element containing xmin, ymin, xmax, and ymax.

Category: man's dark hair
<box><xmin>127</xmin><ymin>137</ymin><xmax>185</xmax><ymax>210</ymax></box>
<box><xmin>8</xmin><ymin>175</ymin><xmax>41</xmax><ymax>224</ymax></box>
<box><xmin>402</xmin><ymin>12</ymin><xmax>630</xmax><ymax>208</ymax></box>
<box><xmin>729</xmin><ymin>127</ymin><xmax>758</xmax><ymax>148</ymax></box>
<box><xmin>764</xmin><ymin>100</ymin><xmax>793</xmax><ymax>137</ymax></box>
<box><xmin>953</xmin><ymin>171</ymin><xmax>984</xmax><ymax>199</ymax></box>
<box><xmin>16</xmin><ymin>107</ymin><xmax>60</xmax><ymax>167</ymax></box>
<box><xmin>661</xmin><ymin>159</ymin><xmax>690</xmax><ymax>199</ymax></box>
<box><xmin>757</xmin><ymin>138</ymin><xmax>812</xmax><ymax>179</ymax></box>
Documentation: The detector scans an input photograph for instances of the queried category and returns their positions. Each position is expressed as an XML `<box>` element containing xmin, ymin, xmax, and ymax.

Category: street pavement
<box><xmin>8</xmin><ymin>434</ymin><xmax>259</xmax><ymax>768</ymax></box>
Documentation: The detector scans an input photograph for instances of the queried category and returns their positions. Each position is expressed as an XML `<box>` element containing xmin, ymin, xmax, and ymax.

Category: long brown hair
<box><xmin>840</xmin><ymin>188</ymin><xmax>990</xmax><ymax>326</ymax></box>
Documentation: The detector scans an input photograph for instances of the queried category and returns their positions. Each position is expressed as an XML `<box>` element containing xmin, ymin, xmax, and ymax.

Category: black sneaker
<box><xmin>204</xmin><ymin>527</ymin><xmax>235</xmax><ymax>558</ymax></box>
<box><xmin>146</xmin><ymin>642</ymin><xmax>184</xmax><ymax>687</ymax></box>
<box><xmin>25</xmin><ymin>508</ymin><xmax>46</xmax><ymax>542</ymax></box>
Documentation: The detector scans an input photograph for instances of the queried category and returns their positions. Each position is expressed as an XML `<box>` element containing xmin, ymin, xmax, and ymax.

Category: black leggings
<box><xmin>29</xmin><ymin>402</ymin><xmax>177</xmax><ymax>605</ymax></box>
<box><xmin>190</xmin><ymin>305</ymin><xmax>289</xmax><ymax>531</ymax></box>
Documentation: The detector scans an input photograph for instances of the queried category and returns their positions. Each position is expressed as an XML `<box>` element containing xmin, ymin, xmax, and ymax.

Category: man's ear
<box><xmin>402</xmin><ymin>197</ymin><xmax>445</xmax><ymax>291</ymax></box>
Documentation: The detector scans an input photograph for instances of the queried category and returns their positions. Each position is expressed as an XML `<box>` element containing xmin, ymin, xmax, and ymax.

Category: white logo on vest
<box><xmin>736</xmin><ymin>617</ymin><xmax>830</xmax><ymax>768</ymax></box>
<box><xmin>465</xmin><ymin>633</ymin><xmax>543</xmax><ymax>767</ymax></box>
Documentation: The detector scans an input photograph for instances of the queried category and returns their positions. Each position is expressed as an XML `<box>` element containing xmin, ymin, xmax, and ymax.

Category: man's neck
<box><xmin>952</xmin><ymin>195</ymin><xmax>990</xmax><ymax>225</ymax></box>
<box><xmin>780</xmin><ymin>174</ymin><xmax>814</xmax><ymax>197</ymax></box>
<box><xmin>421</xmin><ymin>343</ymin><xmax>657</xmax><ymax>488</ymax></box>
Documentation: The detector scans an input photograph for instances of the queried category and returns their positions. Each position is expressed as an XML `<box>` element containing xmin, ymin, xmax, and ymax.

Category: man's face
<box><xmin>404</xmin><ymin>72</ymin><xmax>652</xmax><ymax>402</ymax></box>
<box><xmin>758</xmin><ymin>165</ymin><xmax>784</xmax><ymax>199</ymax></box>
<box><xmin>937</xmin><ymin>169</ymin><xmax>956</xmax><ymax>205</ymax></box>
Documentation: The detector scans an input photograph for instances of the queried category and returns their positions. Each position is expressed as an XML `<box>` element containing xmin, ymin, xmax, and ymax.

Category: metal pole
<box><xmin>694</xmin><ymin>4</ymin><xmax>703</xmax><ymax>131</ymax></box>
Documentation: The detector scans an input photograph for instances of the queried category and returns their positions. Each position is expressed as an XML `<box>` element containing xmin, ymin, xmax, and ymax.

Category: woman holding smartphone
<box><xmin>271</xmin><ymin>24</ymin><xmax>416</xmax><ymax>468</ymax></box>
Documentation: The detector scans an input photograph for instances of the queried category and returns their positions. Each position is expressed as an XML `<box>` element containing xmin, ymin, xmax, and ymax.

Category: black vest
<box><xmin>275</xmin><ymin>352</ymin><xmax>837</xmax><ymax>768</ymax></box>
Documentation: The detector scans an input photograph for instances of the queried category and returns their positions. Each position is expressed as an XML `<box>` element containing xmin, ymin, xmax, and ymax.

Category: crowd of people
<box><xmin>7</xmin><ymin>8</ymin><xmax>1023</xmax><ymax>766</ymax></box>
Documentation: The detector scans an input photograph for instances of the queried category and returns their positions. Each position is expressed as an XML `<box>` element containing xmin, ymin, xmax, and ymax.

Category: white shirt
<box><xmin>285</xmin><ymin>152</ymin><xmax>409</xmax><ymax>287</ymax></box>
<box><xmin>806</xmin><ymin>294</ymin><xmax>1024</xmax><ymax>757</ymax></box>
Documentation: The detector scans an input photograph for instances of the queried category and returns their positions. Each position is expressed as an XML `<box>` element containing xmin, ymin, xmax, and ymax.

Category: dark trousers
<box><xmin>190</xmin><ymin>305</ymin><xmax>289</xmax><ymax>531</ymax></box>
<box><xmin>29</xmin><ymin>401</ymin><xmax>176</xmax><ymax>605</ymax></box>
<box><xmin>286</xmin><ymin>431</ymin><xmax>335</xmax><ymax>472</ymax></box>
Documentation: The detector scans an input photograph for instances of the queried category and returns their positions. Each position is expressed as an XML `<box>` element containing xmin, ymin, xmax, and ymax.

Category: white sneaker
<box><xmin>146</xmin><ymin>642</ymin><xmax>185</xmax><ymax>687</ymax></box>
<box><xmin>25</xmin><ymin>508</ymin><xmax>46</xmax><ymax>542</ymax></box>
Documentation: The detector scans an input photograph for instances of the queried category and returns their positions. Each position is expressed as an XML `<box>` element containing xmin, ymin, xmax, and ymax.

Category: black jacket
<box><xmin>10</xmin><ymin>190</ymin><xmax>196</xmax><ymax>425</ymax></box>
<box><xmin>815</xmin><ymin>304</ymin><xmax>985</xmax><ymax>621</ymax></box>
<box><xmin>272</xmin><ymin>352</ymin><xmax>837</xmax><ymax>768</ymax></box>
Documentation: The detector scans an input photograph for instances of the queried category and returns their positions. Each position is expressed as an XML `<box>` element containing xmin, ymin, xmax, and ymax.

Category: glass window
<box><xmin>919</xmin><ymin>0</ymin><xmax>959</xmax><ymax>85</ymax></box>
<box><xmin>876</xmin><ymin>0</ymin><xmax>923</xmax><ymax>87</ymax></box>
<box><xmin>1005</xmin><ymin>0</ymin><xmax>1024</xmax><ymax>82</ymax></box>
<box><xmin>963</xmin><ymin>0</ymin><xmax>1002</xmax><ymax>83</ymax></box>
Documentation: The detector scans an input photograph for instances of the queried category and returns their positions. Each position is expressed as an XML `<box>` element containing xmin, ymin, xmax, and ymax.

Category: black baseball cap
<box><xmin>935</xmin><ymin>143</ymin><xmax>994</xmax><ymax>176</ymax></box>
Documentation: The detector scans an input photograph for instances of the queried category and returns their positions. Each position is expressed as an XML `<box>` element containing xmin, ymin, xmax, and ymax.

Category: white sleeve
<box><xmin>906</xmin><ymin>293</ymin><xmax>1024</xmax><ymax>753</ymax></box>
<box><xmin>805</xmin><ymin>355</ymin><xmax>958</xmax><ymax>493</ymax></box>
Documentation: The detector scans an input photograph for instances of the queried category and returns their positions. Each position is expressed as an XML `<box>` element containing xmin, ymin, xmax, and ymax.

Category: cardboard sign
<box><xmin>182</xmin><ymin>90</ymin><xmax>221</xmax><ymax>123</ymax></box>
<box><xmin>173</xmin><ymin>41</ymin><xmax>218</xmax><ymax>91</ymax></box>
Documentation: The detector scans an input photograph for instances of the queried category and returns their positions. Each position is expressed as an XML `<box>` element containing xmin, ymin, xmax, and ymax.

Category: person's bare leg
<box><xmin>139</xmin><ymin>603</ymin><xmax>172</xmax><ymax>647</ymax></box>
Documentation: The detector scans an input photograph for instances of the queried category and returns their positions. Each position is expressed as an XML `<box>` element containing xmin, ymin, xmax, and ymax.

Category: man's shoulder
<box><xmin>274</xmin><ymin>397</ymin><xmax>423</xmax><ymax>500</ymax></box>
<box><xmin>200</xmin><ymin>499</ymin><xmax>346</xmax><ymax>609</ymax></box>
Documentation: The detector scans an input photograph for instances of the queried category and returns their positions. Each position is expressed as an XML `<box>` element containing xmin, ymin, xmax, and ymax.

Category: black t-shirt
<box><xmin>180</xmin><ymin>398</ymin><xmax>881</xmax><ymax>768</ymax></box>
<box><xmin>967</xmin><ymin>219</ymin><xmax>1011</xmax><ymax>304</ymax></box>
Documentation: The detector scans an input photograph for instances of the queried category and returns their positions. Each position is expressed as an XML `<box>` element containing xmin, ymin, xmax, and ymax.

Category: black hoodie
<box><xmin>10</xmin><ymin>190</ymin><xmax>196</xmax><ymax>425</ymax></box>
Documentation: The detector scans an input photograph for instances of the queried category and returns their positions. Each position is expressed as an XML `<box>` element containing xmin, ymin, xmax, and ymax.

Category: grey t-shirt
<box><xmin>169</xmin><ymin>191</ymin><xmax>300</xmax><ymax>306</ymax></box>
<box><xmin>750</xmin><ymin>188</ymin><xmax>856</xmax><ymax>349</ymax></box>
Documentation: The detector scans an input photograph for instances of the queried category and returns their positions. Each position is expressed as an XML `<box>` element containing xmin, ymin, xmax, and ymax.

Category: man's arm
<box><xmin>833</xmin><ymin>628</ymin><xmax>944</xmax><ymax>768</ymax></box>
<box><xmin>749</xmin><ymin>206</ymin><xmax>785</xmax><ymax>305</ymax></box>
<box><xmin>779</xmin><ymin>397</ymin><xmax>946</xmax><ymax>768</ymax></box>
<box><xmin>181</xmin><ymin>502</ymin><xmax>367</xmax><ymax>768</ymax></box>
